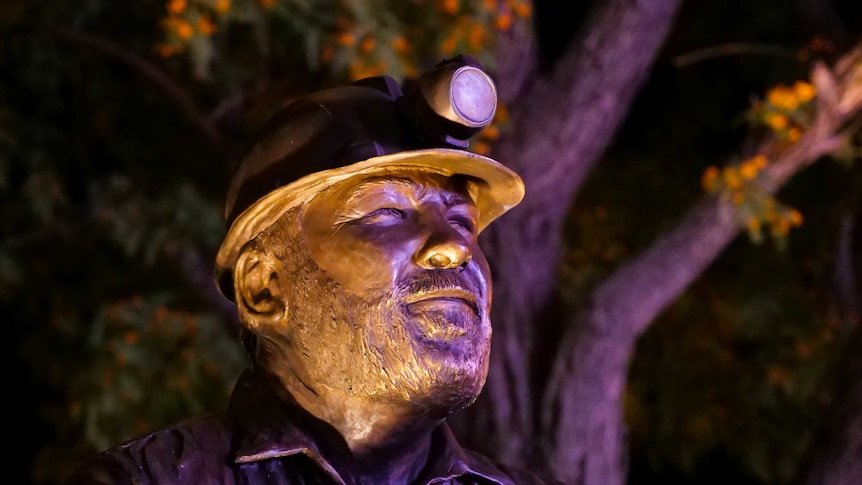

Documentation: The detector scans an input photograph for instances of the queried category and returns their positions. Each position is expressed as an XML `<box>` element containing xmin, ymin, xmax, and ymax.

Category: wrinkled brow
<box><xmin>344</xmin><ymin>178</ymin><xmax>415</xmax><ymax>205</ymax></box>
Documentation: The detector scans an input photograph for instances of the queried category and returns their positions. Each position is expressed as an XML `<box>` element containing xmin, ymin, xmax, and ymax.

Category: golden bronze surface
<box><xmin>235</xmin><ymin>172</ymin><xmax>492</xmax><ymax>457</ymax></box>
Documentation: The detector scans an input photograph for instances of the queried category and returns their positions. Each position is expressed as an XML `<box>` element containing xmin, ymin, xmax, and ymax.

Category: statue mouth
<box><xmin>400</xmin><ymin>286</ymin><xmax>482</xmax><ymax>342</ymax></box>
<box><xmin>402</xmin><ymin>287</ymin><xmax>478</xmax><ymax>315</ymax></box>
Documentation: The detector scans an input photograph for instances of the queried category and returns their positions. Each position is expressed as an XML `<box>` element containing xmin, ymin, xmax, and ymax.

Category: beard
<box><xmin>351</xmin><ymin>269</ymin><xmax>492</xmax><ymax>413</ymax></box>
<box><xmin>256</xmin><ymin>238</ymin><xmax>492</xmax><ymax>418</ymax></box>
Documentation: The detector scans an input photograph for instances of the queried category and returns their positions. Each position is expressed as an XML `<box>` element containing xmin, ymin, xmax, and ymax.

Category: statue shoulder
<box><xmin>64</xmin><ymin>412</ymin><xmax>234</xmax><ymax>485</ymax></box>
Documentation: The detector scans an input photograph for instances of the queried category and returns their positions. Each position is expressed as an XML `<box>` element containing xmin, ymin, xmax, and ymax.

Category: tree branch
<box><xmin>48</xmin><ymin>27</ymin><xmax>222</xmax><ymax>147</ymax></box>
<box><xmin>542</xmin><ymin>43</ymin><xmax>862</xmax><ymax>485</ymax></box>
<box><xmin>672</xmin><ymin>42</ymin><xmax>798</xmax><ymax>68</ymax></box>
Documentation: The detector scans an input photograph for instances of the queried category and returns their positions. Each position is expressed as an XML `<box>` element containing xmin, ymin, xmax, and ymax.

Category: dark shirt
<box><xmin>65</xmin><ymin>369</ymin><xmax>556</xmax><ymax>485</ymax></box>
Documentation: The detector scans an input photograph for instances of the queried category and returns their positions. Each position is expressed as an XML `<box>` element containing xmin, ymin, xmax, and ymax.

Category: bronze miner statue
<box><xmin>65</xmin><ymin>55</ymin><xmax>561</xmax><ymax>485</ymax></box>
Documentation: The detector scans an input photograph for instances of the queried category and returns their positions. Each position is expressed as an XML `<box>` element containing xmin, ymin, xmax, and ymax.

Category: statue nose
<box><xmin>415</xmin><ymin>227</ymin><xmax>473</xmax><ymax>270</ymax></box>
<box><xmin>427</xmin><ymin>251</ymin><xmax>471</xmax><ymax>269</ymax></box>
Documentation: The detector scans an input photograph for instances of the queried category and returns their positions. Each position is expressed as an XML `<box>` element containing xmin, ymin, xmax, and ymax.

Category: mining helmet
<box><xmin>214</xmin><ymin>55</ymin><xmax>525</xmax><ymax>301</ymax></box>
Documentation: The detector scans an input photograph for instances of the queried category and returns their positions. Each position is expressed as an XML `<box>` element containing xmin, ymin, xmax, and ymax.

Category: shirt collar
<box><xmin>227</xmin><ymin>369</ymin><xmax>511</xmax><ymax>485</ymax></box>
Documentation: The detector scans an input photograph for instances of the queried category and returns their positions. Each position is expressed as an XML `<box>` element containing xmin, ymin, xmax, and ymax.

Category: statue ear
<box><xmin>234</xmin><ymin>248</ymin><xmax>286</xmax><ymax>329</ymax></box>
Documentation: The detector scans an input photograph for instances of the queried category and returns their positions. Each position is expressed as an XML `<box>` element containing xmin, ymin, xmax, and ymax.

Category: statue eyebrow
<box><xmin>443</xmin><ymin>191</ymin><xmax>473</xmax><ymax>207</ymax></box>
<box><xmin>343</xmin><ymin>177</ymin><xmax>475</xmax><ymax>209</ymax></box>
<box><xmin>344</xmin><ymin>178</ymin><xmax>415</xmax><ymax>207</ymax></box>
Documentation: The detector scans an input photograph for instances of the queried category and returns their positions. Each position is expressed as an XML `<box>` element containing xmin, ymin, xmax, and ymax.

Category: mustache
<box><xmin>395</xmin><ymin>269</ymin><xmax>484</xmax><ymax>301</ymax></box>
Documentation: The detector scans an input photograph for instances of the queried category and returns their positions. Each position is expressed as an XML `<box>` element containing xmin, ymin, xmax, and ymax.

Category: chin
<box><xmin>395</xmin><ymin>306</ymin><xmax>492</xmax><ymax>409</ymax></box>
<box><xmin>407</xmin><ymin>375</ymin><xmax>488</xmax><ymax>418</ymax></box>
<box><xmin>400</xmin><ymin>342</ymin><xmax>491</xmax><ymax>416</ymax></box>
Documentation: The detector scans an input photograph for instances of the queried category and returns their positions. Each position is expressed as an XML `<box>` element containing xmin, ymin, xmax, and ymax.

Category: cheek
<box><xmin>470</xmin><ymin>250</ymin><xmax>492</xmax><ymax>299</ymax></box>
<box><xmin>312</xmin><ymin>233</ymin><xmax>413</xmax><ymax>292</ymax></box>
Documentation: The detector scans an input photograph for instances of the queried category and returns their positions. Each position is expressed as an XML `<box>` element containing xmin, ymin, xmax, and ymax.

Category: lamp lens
<box><xmin>450</xmin><ymin>67</ymin><xmax>496</xmax><ymax>126</ymax></box>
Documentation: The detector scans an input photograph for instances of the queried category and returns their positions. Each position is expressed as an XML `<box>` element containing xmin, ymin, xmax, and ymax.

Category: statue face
<box><xmin>266</xmin><ymin>171</ymin><xmax>493</xmax><ymax>414</ymax></box>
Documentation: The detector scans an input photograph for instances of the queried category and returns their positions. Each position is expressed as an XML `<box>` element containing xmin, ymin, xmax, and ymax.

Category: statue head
<box><xmin>214</xmin><ymin>56</ymin><xmax>524</xmax><ymax>424</ymax></box>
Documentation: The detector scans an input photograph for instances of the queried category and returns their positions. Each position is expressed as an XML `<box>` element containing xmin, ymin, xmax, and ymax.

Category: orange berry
<box><xmin>441</xmin><ymin>36</ymin><xmax>458</xmax><ymax>55</ymax></box>
<box><xmin>787</xmin><ymin>127</ymin><xmax>801</xmax><ymax>142</ymax></box>
<box><xmin>167</xmin><ymin>0</ymin><xmax>187</xmax><ymax>15</ymax></box>
<box><xmin>766</xmin><ymin>113</ymin><xmax>788</xmax><ymax>130</ymax></box>
<box><xmin>472</xmin><ymin>141</ymin><xmax>491</xmax><ymax>155</ymax></box>
<box><xmin>214</xmin><ymin>0</ymin><xmax>231</xmax><ymax>14</ymax></box>
<box><xmin>495</xmin><ymin>12</ymin><xmax>513</xmax><ymax>31</ymax></box>
<box><xmin>124</xmin><ymin>330</ymin><xmax>140</xmax><ymax>345</ymax></box>
<box><xmin>482</xmin><ymin>124</ymin><xmax>500</xmax><ymax>140</ymax></box>
<box><xmin>468</xmin><ymin>23</ymin><xmax>485</xmax><ymax>50</ymax></box>
<box><xmin>176</xmin><ymin>20</ymin><xmax>194</xmax><ymax>40</ymax></box>
<box><xmin>722</xmin><ymin>166</ymin><xmax>742</xmax><ymax>190</ymax></box>
<box><xmin>747</xmin><ymin>217</ymin><xmax>761</xmax><ymax>232</ymax></box>
<box><xmin>336</xmin><ymin>32</ymin><xmax>356</xmax><ymax>46</ymax></box>
<box><xmin>321</xmin><ymin>44</ymin><xmax>334</xmax><ymax>62</ymax></box>
<box><xmin>495</xmin><ymin>103</ymin><xmax>509</xmax><ymax>122</ymax></box>
<box><xmin>440</xmin><ymin>0</ymin><xmax>459</xmax><ymax>14</ymax></box>
<box><xmin>360</xmin><ymin>36</ymin><xmax>375</xmax><ymax>53</ymax></box>
<box><xmin>767</xmin><ymin>86</ymin><xmax>799</xmax><ymax>111</ymax></box>
<box><xmin>739</xmin><ymin>160</ymin><xmax>759</xmax><ymax>180</ymax></box>
<box><xmin>788</xmin><ymin>209</ymin><xmax>803</xmax><ymax>226</ymax></box>
<box><xmin>391</xmin><ymin>36</ymin><xmax>409</xmax><ymax>53</ymax></box>
<box><xmin>513</xmin><ymin>1</ymin><xmax>531</xmax><ymax>17</ymax></box>
<box><xmin>793</xmin><ymin>81</ymin><xmax>816</xmax><ymax>102</ymax></box>
<box><xmin>701</xmin><ymin>166</ymin><xmax>720</xmax><ymax>191</ymax></box>
<box><xmin>197</xmin><ymin>16</ymin><xmax>216</xmax><ymax>35</ymax></box>
<box><xmin>158</xmin><ymin>44</ymin><xmax>176</xmax><ymax>57</ymax></box>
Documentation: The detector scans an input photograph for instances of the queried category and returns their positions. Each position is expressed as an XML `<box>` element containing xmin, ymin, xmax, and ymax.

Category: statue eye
<box><xmin>361</xmin><ymin>207</ymin><xmax>405</xmax><ymax>224</ymax></box>
<box><xmin>449</xmin><ymin>217</ymin><xmax>476</xmax><ymax>234</ymax></box>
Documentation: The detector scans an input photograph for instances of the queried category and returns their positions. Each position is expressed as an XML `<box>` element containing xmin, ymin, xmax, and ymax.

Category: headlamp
<box><xmin>400</xmin><ymin>55</ymin><xmax>498</xmax><ymax>147</ymax></box>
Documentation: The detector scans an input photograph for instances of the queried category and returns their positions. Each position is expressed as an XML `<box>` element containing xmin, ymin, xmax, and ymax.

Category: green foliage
<box><xmin>73</xmin><ymin>295</ymin><xmax>247</xmax><ymax>452</ymax></box>
<box><xmin>152</xmin><ymin>0</ymin><xmax>530</xmax><ymax>84</ymax></box>
<box><xmin>627</xmin><ymin>263</ymin><xmax>845</xmax><ymax>483</ymax></box>
<box><xmin>92</xmin><ymin>175</ymin><xmax>225</xmax><ymax>266</ymax></box>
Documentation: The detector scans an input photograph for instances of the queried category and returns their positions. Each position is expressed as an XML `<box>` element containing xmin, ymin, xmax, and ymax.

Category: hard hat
<box><xmin>214</xmin><ymin>55</ymin><xmax>525</xmax><ymax>301</ymax></box>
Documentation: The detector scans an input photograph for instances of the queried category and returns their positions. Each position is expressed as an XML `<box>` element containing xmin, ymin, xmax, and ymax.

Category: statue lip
<box><xmin>402</xmin><ymin>287</ymin><xmax>478</xmax><ymax>313</ymax></box>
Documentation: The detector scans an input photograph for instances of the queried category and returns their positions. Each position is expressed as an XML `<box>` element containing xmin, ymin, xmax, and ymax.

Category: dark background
<box><xmin>3</xmin><ymin>0</ymin><xmax>862</xmax><ymax>483</ymax></box>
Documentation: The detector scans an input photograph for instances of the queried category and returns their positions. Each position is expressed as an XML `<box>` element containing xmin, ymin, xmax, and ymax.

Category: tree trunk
<box><xmin>448</xmin><ymin>0</ymin><xmax>685</xmax><ymax>472</ymax></box>
<box><xmin>542</xmin><ymin>196</ymin><xmax>738</xmax><ymax>484</ymax></box>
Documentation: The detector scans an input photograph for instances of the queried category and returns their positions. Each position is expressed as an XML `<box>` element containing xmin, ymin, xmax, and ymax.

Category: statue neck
<box><xmin>267</xmin><ymin>369</ymin><xmax>444</xmax><ymax>483</ymax></box>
